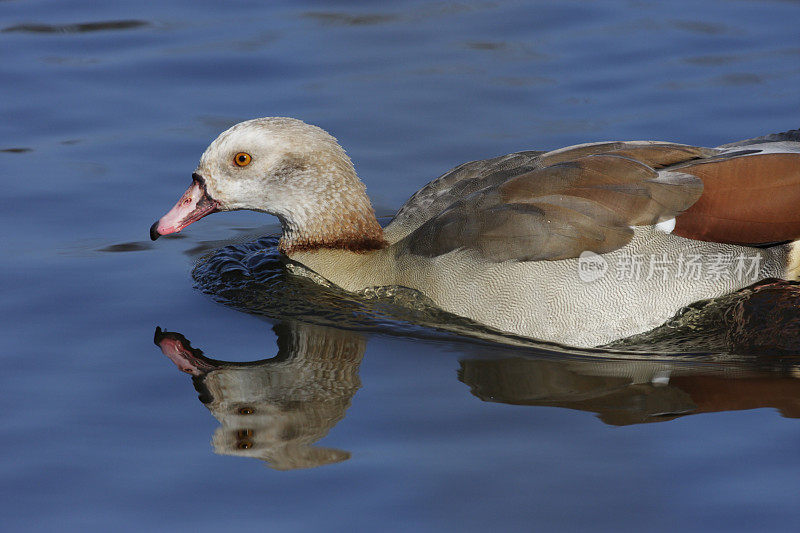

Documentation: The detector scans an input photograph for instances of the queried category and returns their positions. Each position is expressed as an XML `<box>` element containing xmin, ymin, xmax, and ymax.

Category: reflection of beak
<box><xmin>154</xmin><ymin>326</ymin><xmax>218</xmax><ymax>375</ymax></box>
<box><xmin>150</xmin><ymin>174</ymin><xmax>220</xmax><ymax>240</ymax></box>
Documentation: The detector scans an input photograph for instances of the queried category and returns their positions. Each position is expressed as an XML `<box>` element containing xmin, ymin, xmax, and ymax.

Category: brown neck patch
<box><xmin>280</xmin><ymin>234</ymin><xmax>388</xmax><ymax>255</ymax></box>
<box><xmin>279</xmin><ymin>211</ymin><xmax>388</xmax><ymax>256</ymax></box>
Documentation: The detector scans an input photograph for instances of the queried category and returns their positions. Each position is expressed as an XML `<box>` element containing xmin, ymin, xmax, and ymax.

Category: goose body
<box><xmin>151</xmin><ymin>118</ymin><xmax>800</xmax><ymax>347</ymax></box>
<box><xmin>290</xmin><ymin>229</ymin><xmax>789</xmax><ymax>346</ymax></box>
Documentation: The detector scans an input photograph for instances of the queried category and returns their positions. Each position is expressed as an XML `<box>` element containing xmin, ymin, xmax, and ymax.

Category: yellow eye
<box><xmin>233</xmin><ymin>152</ymin><xmax>252</xmax><ymax>167</ymax></box>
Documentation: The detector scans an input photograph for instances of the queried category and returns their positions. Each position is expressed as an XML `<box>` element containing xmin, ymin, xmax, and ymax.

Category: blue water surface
<box><xmin>2</xmin><ymin>0</ymin><xmax>800</xmax><ymax>531</ymax></box>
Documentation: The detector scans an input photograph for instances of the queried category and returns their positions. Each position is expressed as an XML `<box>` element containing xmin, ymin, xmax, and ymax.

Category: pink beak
<box><xmin>150</xmin><ymin>176</ymin><xmax>220</xmax><ymax>240</ymax></box>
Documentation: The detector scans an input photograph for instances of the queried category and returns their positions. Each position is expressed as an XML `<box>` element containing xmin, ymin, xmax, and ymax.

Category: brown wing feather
<box><xmin>388</xmin><ymin>142</ymin><xmax>712</xmax><ymax>241</ymax></box>
<box><xmin>537</xmin><ymin>141</ymin><xmax>715</xmax><ymax>168</ymax></box>
<box><xmin>606</xmin><ymin>144</ymin><xmax>717</xmax><ymax>168</ymax></box>
<box><xmin>405</xmin><ymin>192</ymin><xmax>634</xmax><ymax>261</ymax></box>
<box><xmin>501</xmin><ymin>154</ymin><xmax>703</xmax><ymax>225</ymax></box>
<box><xmin>673</xmin><ymin>152</ymin><xmax>800</xmax><ymax>245</ymax></box>
<box><xmin>404</xmin><ymin>150</ymin><xmax>704</xmax><ymax>262</ymax></box>
<box><xmin>400</xmin><ymin>134</ymin><xmax>800</xmax><ymax>260</ymax></box>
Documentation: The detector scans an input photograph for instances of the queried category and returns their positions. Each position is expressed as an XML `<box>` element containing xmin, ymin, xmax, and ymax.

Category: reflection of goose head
<box><xmin>155</xmin><ymin>321</ymin><xmax>366</xmax><ymax>470</ymax></box>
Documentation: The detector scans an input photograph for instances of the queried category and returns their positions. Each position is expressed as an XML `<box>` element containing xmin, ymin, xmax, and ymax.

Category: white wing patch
<box><xmin>655</xmin><ymin>218</ymin><xmax>676</xmax><ymax>234</ymax></box>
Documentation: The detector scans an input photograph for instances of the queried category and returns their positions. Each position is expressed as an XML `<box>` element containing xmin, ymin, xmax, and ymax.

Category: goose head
<box><xmin>150</xmin><ymin>117</ymin><xmax>386</xmax><ymax>254</ymax></box>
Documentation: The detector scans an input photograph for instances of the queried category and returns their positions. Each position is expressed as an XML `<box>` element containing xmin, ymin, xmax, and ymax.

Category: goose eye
<box><xmin>233</xmin><ymin>152</ymin><xmax>252</xmax><ymax>167</ymax></box>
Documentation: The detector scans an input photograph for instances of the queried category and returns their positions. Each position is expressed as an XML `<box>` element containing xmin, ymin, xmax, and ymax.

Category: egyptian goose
<box><xmin>151</xmin><ymin>118</ymin><xmax>800</xmax><ymax>347</ymax></box>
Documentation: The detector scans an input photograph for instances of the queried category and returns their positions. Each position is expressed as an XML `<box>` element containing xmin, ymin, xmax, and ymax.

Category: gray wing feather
<box><xmin>718</xmin><ymin>128</ymin><xmax>800</xmax><ymax>148</ymax></box>
<box><xmin>384</xmin><ymin>150</ymin><xmax>544</xmax><ymax>241</ymax></box>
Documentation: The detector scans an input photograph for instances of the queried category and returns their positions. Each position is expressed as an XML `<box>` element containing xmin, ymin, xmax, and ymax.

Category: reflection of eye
<box><xmin>237</xmin><ymin>407</ymin><xmax>254</xmax><ymax>415</ymax></box>
<box><xmin>233</xmin><ymin>152</ymin><xmax>252</xmax><ymax>167</ymax></box>
<box><xmin>236</xmin><ymin>440</ymin><xmax>253</xmax><ymax>450</ymax></box>
<box><xmin>236</xmin><ymin>429</ymin><xmax>254</xmax><ymax>439</ymax></box>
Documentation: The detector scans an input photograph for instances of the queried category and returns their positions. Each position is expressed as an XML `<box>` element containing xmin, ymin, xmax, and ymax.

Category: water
<box><xmin>3</xmin><ymin>0</ymin><xmax>800</xmax><ymax>530</ymax></box>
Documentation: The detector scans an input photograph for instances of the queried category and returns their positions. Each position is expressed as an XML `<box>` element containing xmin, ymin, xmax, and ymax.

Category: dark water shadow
<box><xmin>459</xmin><ymin>352</ymin><xmax>800</xmax><ymax>426</ymax></box>
<box><xmin>3</xmin><ymin>20</ymin><xmax>149</xmax><ymax>34</ymax></box>
<box><xmin>300</xmin><ymin>12</ymin><xmax>400</xmax><ymax>27</ymax></box>
<box><xmin>98</xmin><ymin>242</ymin><xmax>153</xmax><ymax>253</ymax></box>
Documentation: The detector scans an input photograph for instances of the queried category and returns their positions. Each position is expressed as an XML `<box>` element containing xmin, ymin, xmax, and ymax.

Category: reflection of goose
<box><xmin>151</xmin><ymin>118</ymin><xmax>800</xmax><ymax>347</ymax></box>
<box><xmin>460</xmin><ymin>355</ymin><xmax>800</xmax><ymax>426</ymax></box>
<box><xmin>154</xmin><ymin>322</ymin><xmax>365</xmax><ymax>470</ymax></box>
